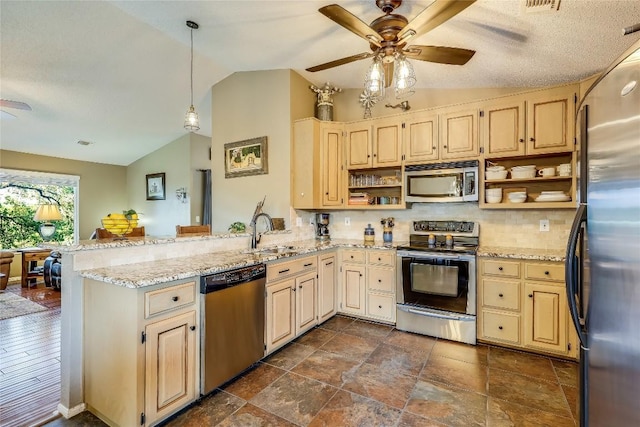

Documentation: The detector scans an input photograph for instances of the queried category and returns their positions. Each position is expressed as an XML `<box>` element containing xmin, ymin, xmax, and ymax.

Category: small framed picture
<box><xmin>146</xmin><ymin>173</ymin><xmax>165</xmax><ymax>200</ymax></box>
<box><xmin>224</xmin><ymin>136</ymin><xmax>268</xmax><ymax>178</ymax></box>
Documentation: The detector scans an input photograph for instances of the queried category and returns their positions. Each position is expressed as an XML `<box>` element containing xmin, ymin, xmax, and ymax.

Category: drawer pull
<box><xmin>528</xmin><ymin>294</ymin><xmax>533</xmax><ymax>298</ymax></box>
<box><xmin>350</xmin><ymin>255</ymin><xmax>354</xmax><ymax>259</ymax></box>
<box><xmin>498</xmin><ymin>293</ymin><xmax>504</xmax><ymax>298</ymax></box>
<box><xmin>544</xmin><ymin>271</ymin><xmax>550</xmax><ymax>275</ymax></box>
<box><xmin>279</xmin><ymin>268</ymin><xmax>290</xmax><ymax>274</ymax></box>
<box><xmin>190</xmin><ymin>326</ymin><xmax>196</xmax><ymax>331</ymax></box>
<box><xmin>326</xmin><ymin>262</ymin><xmax>333</xmax><ymax>266</ymax></box>
<box><xmin>378</xmin><ymin>279</ymin><xmax>382</xmax><ymax>283</ymax></box>
<box><xmin>359</xmin><ymin>274</ymin><xmax>363</xmax><ymax>277</ymax></box>
<box><xmin>378</xmin><ymin>257</ymin><xmax>382</xmax><ymax>261</ymax></box>
<box><xmin>172</xmin><ymin>296</ymin><xmax>179</xmax><ymax>302</ymax></box>
<box><xmin>304</xmin><ymin>263</ymin><xmax>313</xmax><ymax>267</ymax></box>
<box><xmin>378</xmin><ymin>305</ymin><xmax>382</xmax><ymax>309</ymax></box>
<box><xmin>498</xmin><ymin>266</ymin><xmax>503</xmax><ymax>271</ymax></box>
<box><xmin>498</xmin><ymin>326</ymin><xmax>503</xmax><ymax>330</ymax></box>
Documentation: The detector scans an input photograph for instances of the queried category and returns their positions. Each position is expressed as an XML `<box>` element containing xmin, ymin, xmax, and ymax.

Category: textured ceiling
<box><xmin>1</xmin><ymin>0</ymin><xmax>639</xmax><ymax>166</ymax></box>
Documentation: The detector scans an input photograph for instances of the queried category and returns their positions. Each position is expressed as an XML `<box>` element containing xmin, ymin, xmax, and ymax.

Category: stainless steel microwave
<box><xmin>404</xmin><ymin>161</ymin><xmax>478</xmax><ymax>203</ymax></box>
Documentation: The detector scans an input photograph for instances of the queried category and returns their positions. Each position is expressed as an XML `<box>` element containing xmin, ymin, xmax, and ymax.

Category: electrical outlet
<box><xmin>296</xmin><ymin>217</ymin><xmax>302</xmax><ymax>227</ymax></box>
<box><xmin>540</xmin><ymin>219</ymin><xmax>550</xmax><ymax>232</ymax></box>
<box><xmin>344</xmin><ymin>217</ymin><xmax>351</xmax><ymax>226</ymax></box>
<box><xmin>309</xmin><ymin>216</ymin><xmax>314</xmax><ymax>225</ymax></box>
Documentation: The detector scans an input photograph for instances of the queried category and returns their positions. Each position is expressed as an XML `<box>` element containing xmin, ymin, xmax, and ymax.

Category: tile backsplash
<box><xmin>293</xmin><ymin>203</ymin><xmax>575</xmax><ymax>251</ymax></box>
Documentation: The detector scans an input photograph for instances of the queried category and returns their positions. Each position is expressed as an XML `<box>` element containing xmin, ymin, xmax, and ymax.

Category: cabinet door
<box><xmin>340</xmin><ymin>263</ymin><xmax>366</xmax><ymax>315</ymax></box>
<box><xmin>145</xmin><ymin>310</ymin><xmax>197</xmax><ymax>426</ymax></box>
<box><xmin>295</xmin><ymin>272</ymin><xmax>317</xmax><ymax>336</ymax></box>
<box><xmin>321</xmin><ymin>123</ymin><xmax>344</xmax><ymax>207</ymax></box>
<box><xmin>440</xmin><ymin>108</ymin><xmax>479</xmax><ymax>159</ymax></box>
<box><xmin>266</xmin><ymin>279</ymin><xmax>295</xmax><ymax>354</ymax></box>
<box><xmin>372</xmin><ymin>117</ymin><xmax>402</xmax><ymax>167</ymax></box>
<box><xmin>481</xmin><ymin>99</ymin><xmax>526</xmax><ymax>158</ymax></box>
<box><xmin>318</xmin><ymin>254</ymin><xmax>337</xmax><ymax>324</ymax></box>
<box><xmin>346</xmin><ymin>121</ymin><xmax>372</xmax><ymax>169</ymax></box>
<box><xmin>523</xmin><ymin>282</ymin><xmax>568</xmax><ymax>354</ymax></box>
<box><xmin>404</xmin><ymin>112</ymin><xmax>439</xmax><ymax>163</ymax></box>
<box><xmin>526</xmin><ymin>88</ymin><xmax>575</xmax><ymax>155</ymax></box>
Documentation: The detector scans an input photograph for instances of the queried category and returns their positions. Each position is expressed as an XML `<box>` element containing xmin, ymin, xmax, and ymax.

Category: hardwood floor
<box><xmin>0</xmin><ymin>282</ymin><xmax>61</xmax><ymax>427</ymax></box>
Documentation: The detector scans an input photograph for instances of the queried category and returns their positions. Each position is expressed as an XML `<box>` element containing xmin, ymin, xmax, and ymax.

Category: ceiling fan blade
<box><xmin>319</xmin><ymin>4</ymin><xmax>383</xmax><ymax>47</ymax></box>
<box><xmin>404</xmin><ymin>45</ymin><xmax>476</xmax><ymax>65</ymax></box>
<box><xmin>0</xmin><ymin>99</ymin><xmax>32</xmax><ymax>111</ymax></box>
<box><xmin>397</xmin><ymin>0</ymin><xmax>476</xmax><ymax>43</ymax></box>
<box><xmin>306</xmin><ymin>52</ymin><xmax>374</xmax><ymax>72</ymax></box>
<box><xmin>384</xmin><ymin>61</ymin><xmax>394</xmax><ymax>88</ymax></box>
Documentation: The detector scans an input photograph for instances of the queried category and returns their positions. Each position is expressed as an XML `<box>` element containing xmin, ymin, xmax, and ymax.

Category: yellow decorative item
<box><xmin>101</xmin><ymin>210</ymin><xmax>138</xmax><ymax>237</ymax></box>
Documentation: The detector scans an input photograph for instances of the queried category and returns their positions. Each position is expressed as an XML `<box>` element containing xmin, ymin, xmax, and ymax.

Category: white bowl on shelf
<box><xmin>508</xmin><ymin>193</ymin><xmax>527</xmax><ymax>203</ymax></box>
<box><xmin>510</xmin><ymin>169</ymin><xmax>536</xmax><ymax>179</ymax></box>
<box><xmin>486</xmin><ymin>170</ymin><xmax>508</xmax><ymax>180</ymax></box>
<box><xmin>485</xmin><ymin>188</ymin><xmax>503</xmax><ymax>203</ymax></box>
<box><xmin>486</xmin><ymin>165</ymin><xmax>505</xmax><ymax>172</ymax></box>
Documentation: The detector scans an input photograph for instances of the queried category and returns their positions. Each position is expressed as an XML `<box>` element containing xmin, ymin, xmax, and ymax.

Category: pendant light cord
<box><xmin>190</xmin><ymin>27</ymin><xmax>194</xmax><ymax>107</ymax></box>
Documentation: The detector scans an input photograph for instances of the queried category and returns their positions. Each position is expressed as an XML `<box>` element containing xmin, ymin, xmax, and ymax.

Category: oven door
<box><xmin>396</xmin><ymin>251</ymin><xmax>476</xmax><ymax>316</ymax></box>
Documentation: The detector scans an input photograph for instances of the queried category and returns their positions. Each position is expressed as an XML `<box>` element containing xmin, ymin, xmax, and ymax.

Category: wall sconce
<box><xmin>176</xmin><ymin>187</ymin><xmax>188</xmax><ymax>203</ymax></box>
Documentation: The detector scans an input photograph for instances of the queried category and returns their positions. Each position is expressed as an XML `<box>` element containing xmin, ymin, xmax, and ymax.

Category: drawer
<box><xmin>367</xmin><ymin>250</ymin><xmax>395</xmax><ymax>267</ymax></box>
<box><xmin>482</xmin><ymin>259</ymin><xmax>521</xmax><ymax>278</ymax></box>
<box><xmin>482</xmin><ymin>279</ymin><xmax>520</xmax><ymax>311</ymax></box>
<box><xmin>267</xmin><ymin>256</ymin><xmax>316</xmax><ymax>283</ymax></box>
<box><xmin>368</xmin><ymin>266</ymin><xmax>395</xmax><ymax>293</ymax></box>
<box><xmin>145</xmin><ymin>281</ymin><xmax>196</xmax><ymax>318</ymax></box>
<box><xmin>342</xmin><ymin>249</ymin><xmax>365</xmax><ymax>264</ymax></box>
<box><xmin>482</xmin><ymin>310</ymin><xmax>521</xmax><ymax>344</ymax></box>
<box><xmin>367</xmin><ymin>292</ymin><xmax>395</xmax><ymax>321</ymax></box>
<box><xmin>524</xmin><ymin>262</ymin><xmax>565</xmax><ymax>283</ymax></box>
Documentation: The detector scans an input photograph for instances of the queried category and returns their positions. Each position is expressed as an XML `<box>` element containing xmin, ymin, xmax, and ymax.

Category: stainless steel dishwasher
<box><xmin>200</xmin><ymin>263</ymin><xmax>266</xmax><ymax>395</ymax></box>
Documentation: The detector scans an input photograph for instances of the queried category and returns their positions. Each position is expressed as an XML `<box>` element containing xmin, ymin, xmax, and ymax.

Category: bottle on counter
<box><xmin>364</xmin><ymin>223</ymin><xmax>375</xmax><ymax>246</ymax></box>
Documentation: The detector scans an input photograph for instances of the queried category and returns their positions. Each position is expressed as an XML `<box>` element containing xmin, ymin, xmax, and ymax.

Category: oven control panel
<box><xmin>412</xmin><ymin>221</ymin><xmax>476</xmax><ymax>235</ymax></box>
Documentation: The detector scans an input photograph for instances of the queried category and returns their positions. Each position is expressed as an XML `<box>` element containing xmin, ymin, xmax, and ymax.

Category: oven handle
<box><xmin>396</xmin><ymin>251</ymin><xmax>474</xmax><ymax>262</ymax></box>
<box><xmin>398</xmin><ymin>305</ymin><xmax>474</xmax><ymax>321</ymax></box>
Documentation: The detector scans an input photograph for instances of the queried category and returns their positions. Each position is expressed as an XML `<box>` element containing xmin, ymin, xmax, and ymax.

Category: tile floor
<box><xmin>44</xmin><ymin>315</ymin><xmax>578</xmax><ymax>427</ymax></box>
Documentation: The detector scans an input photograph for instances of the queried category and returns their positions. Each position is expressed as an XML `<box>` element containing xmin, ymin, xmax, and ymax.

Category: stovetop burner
<box><xmin>398</xmin><ymin>220</ymin><xmax>479</xmax><ymax>254</ymax></box>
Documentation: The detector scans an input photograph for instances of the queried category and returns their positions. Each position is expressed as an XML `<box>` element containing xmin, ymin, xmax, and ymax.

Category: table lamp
<box><xmin>33</xmin><ymin>204</ymin><xmax>63</xmax><ymax>241</ymax></box>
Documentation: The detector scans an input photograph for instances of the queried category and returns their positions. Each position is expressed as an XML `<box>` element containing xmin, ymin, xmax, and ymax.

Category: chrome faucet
<box><xmin>250</xmin><ymin>212</ymin><xmax>273</xmax><ymax>249</ymax></box>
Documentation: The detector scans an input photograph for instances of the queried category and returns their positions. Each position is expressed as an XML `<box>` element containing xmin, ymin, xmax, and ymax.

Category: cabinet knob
<box><xmin>367</xmin><ymin>155</ymin><xmax>371</xmax><ymax>158</ymax></box>
<box><xmin>373</xmin><ymin>154</ymin><xmax>377</xmax><ymax>157</ymax></box>
<box><xmin>498</xmin><ymin>326</ymin><xmax>503</xmax><ymax>330</ymax></box>
<box><xmin>519</xmin><ymin>138</ymin><xmax>524</xmax><ymax>143</ymax></box>
<box><xmin>299</xmin><ymin>285</ymin><xmax>303</xmax><ymax>289</ymax></box>
<box><xmin>378</xmin><ymin>305</ymin><xmax>382</xmax><ymax>309</ymax></box>
<box><xmin>350</xmin><ymin>255</ymin><xmax>354</xmax><ymax>259</ymax></box>
<box><xmin>190</xmin><ymin>326</ymin><xmax>196</xmax><ymax>331</ymax></box>
<box><xmin>432</xmin><ymin>146</ymin><xmax>436</xmax><ymax>150</ymax></box>
<box><xmin>528</xmin><ymin>294</ymin><xmax>533</xmax><ymax>298</ymax></box>
<box><xmin>172</xmin><ymin>296</ymin><xmax>179</xmax><ymax>302</ymax></box>
<box><xmin>443</xmin><ymin>145</ymin><xmax>448</xmax><ymax>149</ymax></box>
<box><xmin>378</xmin><ymin>257</ymin><xmax>381</xmax><ymax>261</ymax></box>
<box><xmin>498</xmin><ymin>266</ymin><xmax>503</xmax><ymax>271</ymax></box>
<box><xmin>498</xmin><ymin>293</ymin><xmax>504</xmax><ymax>298</ymax></box>
<box><xmin>530</xmin><ymin>137</ymin><xmax>535</xmax><ymax>142</ymax></box>
<box><xmin>359</xmin><ymin>274</ymin><xmax>363</xmax><ymax>277</ymax></box>
<box><xmin>544</xmin><ymin>271</ymin><xmax>550</xmax><ymax>275</ymax></box>
<box><xmin>292</xmin><ymin>287</ymin><xmax>296</xmax><ymax>292</ymax></box>
<box><xmin>378</xmin><ymin>279</ymin><xmax>382</xmax><ymax>283</ymax></box>
<box><xmin>326</xmin><ymin>192</ymin><xmax>329</xmax><ymax>195</ymax></box>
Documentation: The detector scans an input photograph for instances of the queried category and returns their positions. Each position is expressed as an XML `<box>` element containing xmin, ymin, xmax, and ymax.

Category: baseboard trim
<box><xmin>57</xmin><ymin>402</ymin><xmax>86</xmax><ymax>419</ymax></box>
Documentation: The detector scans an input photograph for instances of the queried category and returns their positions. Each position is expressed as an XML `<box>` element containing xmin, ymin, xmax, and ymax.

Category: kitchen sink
<box><xmin>244</xmin><ymin>245</ymin><xmax>298</xmax><ymax>255</ymax></box>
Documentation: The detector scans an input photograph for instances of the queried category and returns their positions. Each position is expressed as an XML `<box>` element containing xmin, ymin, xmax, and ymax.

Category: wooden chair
<box><xmin>95</xmin><ymin>226</ymin><xmax>145</xmax><ymax>239</ymax></box>
<box><xmin>176</xmin><ymin>224</ymin><xmax>211</xmax><ymax>237</ymax></box>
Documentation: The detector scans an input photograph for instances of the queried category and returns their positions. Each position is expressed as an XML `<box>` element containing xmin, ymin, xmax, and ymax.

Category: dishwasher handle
<box><xmin>200</xmin><ymin>264</ymin><xmax>266</xmax><ymax>294</ymax></box>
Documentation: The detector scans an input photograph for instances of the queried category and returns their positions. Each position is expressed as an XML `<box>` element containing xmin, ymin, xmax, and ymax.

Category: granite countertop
<box><xmin>477</xmin><ymin>246</ymin><xmax>566</xmax><ymax>262</ymax></box>
<box><xmin>79</xmin><ymin>239</ymin><xmax>400</xmax><ymax>289</ymax></box>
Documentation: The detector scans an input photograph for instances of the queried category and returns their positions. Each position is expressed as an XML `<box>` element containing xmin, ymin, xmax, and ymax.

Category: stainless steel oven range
<box><xmin>396</xmin><ymin>220</ymin><xmax>478</xmax><ymax>345</ymax></box>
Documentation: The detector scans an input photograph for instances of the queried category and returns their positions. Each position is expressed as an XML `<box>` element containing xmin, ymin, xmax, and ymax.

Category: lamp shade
<box><xmin>394</xmin><ymin>55</ymin><xmax>416</xmax><ymax>99</ymax></box>
<box><xmin>33</xmin><ymin>204</ymin><xmax>63</xmax><ymax>222</ymax></box>
<box><xmin>364</xmin><ymin>56</ymin><xmax>385</xmax><ymax>100</ymax></box>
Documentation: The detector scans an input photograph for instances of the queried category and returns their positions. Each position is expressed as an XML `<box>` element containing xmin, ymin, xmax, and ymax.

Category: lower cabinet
<box><xmin>317</xmin><ymin>252</ymin><xmax>337</xmax><ymax>323</ymax></box>
<box><xmin>84</xmin><ymin>278</ymin><xmax>199</xmax><ymax>427</ymax></box>
<box><xmin>265</xmin><ymin>255</ymin><xmax>318</xmax><ymax>354</ymax></box>
<box><xmin>478</xmin><ymin>257</ymin><xmax>577</xmax><ymax>358</ymax></box>
<box><xmin>339</xmin><ymin>248</ymin><xmax>396</xmax><ymax>323</ymax></box>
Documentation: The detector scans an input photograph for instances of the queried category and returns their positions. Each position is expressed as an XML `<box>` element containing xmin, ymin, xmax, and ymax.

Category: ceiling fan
<box><xmin>0</xmin><ymin>99</ymin><xmax>32</xmax><ymax>120</ymax></box>
<box><xmin>306</xmin><ymin>0</ymin><xmax>477</xmax><ymax>87</ymax></box>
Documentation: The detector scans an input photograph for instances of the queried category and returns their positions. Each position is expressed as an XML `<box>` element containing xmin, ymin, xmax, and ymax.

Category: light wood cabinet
<box><xmin>345</xmin><ymin>120</ymin><xmax>373</xmax><ymax>169</ymax></box>
<box><xmin>292</xmin><ymin>118</ymin><xmax>344</xmax><ymax>209</ymax></box>
<box><xmin>481</xmin><ymin>85</ymin><xmax>576</xmax><ymax>158</ymax></box>
<box><xmin>478</xmin><ymin>257</ymin><xmax>577</xmax><ymax>359</ymax></box>
<box><xmin>265</xmin><ymin>255</ymin><xmax>318</xmax><ymax>354</ymax></box>
<box><xmin>439</xmin><ymin>107</ymin><xmax>479</xmax><ymax>160</ymax></box>
<box><xmin>345</xmin><ymin>117</ymin><xmax>403</xmax><ymax>170</ymax></box>
<box><xmin>338</xmin><ymin>248</ymin><xmax>395</xmax><ymax>323</ymax></box>
<box><xmin>84</xmin><ymin>278</ymin><xmax>199</xmax><ymax>427</ymax></box>
<box><xmin>404</xmin><ymin>111</ymin><xmax>439</xmax><ymax>163</ymax></box>
<box><xmin>318</xmin><ymin>252</ymin><xmax>337</xmax><ymax>324</ymax></box>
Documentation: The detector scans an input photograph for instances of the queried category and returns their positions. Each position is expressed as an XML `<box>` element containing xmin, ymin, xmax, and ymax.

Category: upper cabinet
<box><xmin>346</xmin><ymin>117</ymin><xmax>402</xmax><ymax>169</ymax></box>
<box><xmin>403</xmin><ymin>111</ymin><xmax>439</xmax><ymax>163</ymax></box>
<box><xmin>481</xmin><ymin>85</ymin><xmax>577</xmax><ymax>158</ymax></box>
<box><xmin>439</xmin><ymin>107</ymin><xmax>480</xmax><ymax>160</ymax></box>
<box><xmin>292</xmin><ymin>118</ymin><xmax>344</xmax><ymax>209</ymax></box>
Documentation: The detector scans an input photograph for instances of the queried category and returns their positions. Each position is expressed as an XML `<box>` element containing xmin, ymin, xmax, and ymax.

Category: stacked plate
<box><xmin>534</xmin><ymin>191</ymin><xmax>571</xmax><ymax>202</ymax></box>
<box><xmin>508</xmin><ymin>191</ymin><xmax>527</xmax><ymax>203</ymax></box>
<box><xmin>510</xmin><ymin>165</ymin><xmax>536</xmax><ymax>179</ymax></box>
<box><xmin>486</xmin><ymin>165</ymin><xmax>508</xmax><ymax>180</ymax></box>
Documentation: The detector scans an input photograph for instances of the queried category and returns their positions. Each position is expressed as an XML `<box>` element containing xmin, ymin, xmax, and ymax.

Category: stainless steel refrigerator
<box><xmin>567</xmin><ymin>39</ymin><xmax>640</xmax><ymax>427</ymax></box>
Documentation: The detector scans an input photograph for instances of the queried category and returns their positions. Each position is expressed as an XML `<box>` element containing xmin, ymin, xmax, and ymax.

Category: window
<box><xmin>0</xmin><ymin>169</ymin><xmax>79</xmax><ymax>248</ymax></box>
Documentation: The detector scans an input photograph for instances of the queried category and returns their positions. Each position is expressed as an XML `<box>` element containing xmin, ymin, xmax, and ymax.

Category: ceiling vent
<box><xmin>522</xmin><ymin>0</ymin><xmax>561</xmax><ymax>13</ymax></box>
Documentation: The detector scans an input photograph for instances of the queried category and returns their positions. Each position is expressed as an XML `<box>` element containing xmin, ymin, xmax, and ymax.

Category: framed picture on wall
<box><xmin>146</xmin><ymin>173</ymin><xmax>166</xmax><ymax>200</ymax></box>
<box><xmin>224</xmin><ymin>136</ymin><xmax>268</xmax><ymax>178</ymax></box>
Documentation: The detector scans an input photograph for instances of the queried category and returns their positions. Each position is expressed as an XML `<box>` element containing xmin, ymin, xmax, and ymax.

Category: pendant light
<box><xmin>184</xmin><ymin>20</ymin><xmax>200</xmax><ymax>132</ymax></box>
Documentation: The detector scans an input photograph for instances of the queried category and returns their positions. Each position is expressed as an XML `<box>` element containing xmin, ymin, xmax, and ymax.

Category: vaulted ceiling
<box><xmin>1</xmin><ymin>0</ymin><xmax>639</xmax><ymax>165</ymax></box>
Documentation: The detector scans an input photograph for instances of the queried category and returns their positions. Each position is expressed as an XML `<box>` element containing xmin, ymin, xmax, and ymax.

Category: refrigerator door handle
<box><xmin>566</xmin><ymin>203</ymin><xmax>588</xmax><ymax>347</ymax></box>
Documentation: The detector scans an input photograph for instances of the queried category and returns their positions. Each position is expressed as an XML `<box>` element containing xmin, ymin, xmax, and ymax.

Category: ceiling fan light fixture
<box><xmin>394</xmin><ymin>54</ymin><xmax>416</xmax><ymax>99</ymax></box>
<box><xmin>364</xmin><ymin>56</ymin><xmax>385</xmax><ymax>100</ymax></box>
<box><xmin>184</xmin><ymin>20</ymin><xmax>200</xmax><ymax>132</ymax></box>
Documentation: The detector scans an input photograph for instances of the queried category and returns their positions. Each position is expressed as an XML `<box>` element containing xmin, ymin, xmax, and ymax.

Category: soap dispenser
<box><xmin>364</xmin><ymin>223</ymin><xmax>375</xmax><ymax>246</ymax></box>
